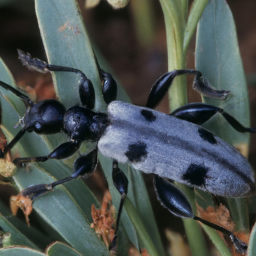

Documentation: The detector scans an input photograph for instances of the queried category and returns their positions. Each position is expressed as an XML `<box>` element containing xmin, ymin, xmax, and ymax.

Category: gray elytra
<box><xmin>98</xmin><ymin>101</ymin><xmax>255</xmax><ymax>198</ymax></box>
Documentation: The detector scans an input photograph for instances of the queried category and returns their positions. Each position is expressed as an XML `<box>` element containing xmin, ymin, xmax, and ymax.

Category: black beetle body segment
<box><xmin>63</xmin><ymin>106</ymin><xmax>108</xmax><ymax>141</ymax></box>
<box><xmin>24</xmin><ymin>99</ymin><xmax>66</xmax><ymax>134</ymax></box>
<box><xmin>98</xmin><ymin>101</ymin><xmax>255</xmax><ymax>197</ymax></box>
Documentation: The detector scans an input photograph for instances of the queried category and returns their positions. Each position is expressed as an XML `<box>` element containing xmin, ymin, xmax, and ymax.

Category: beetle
<box><xmin>0</xmin><ymin>50</ymin><xmax>254</xmax><ymax>253</ymax></box>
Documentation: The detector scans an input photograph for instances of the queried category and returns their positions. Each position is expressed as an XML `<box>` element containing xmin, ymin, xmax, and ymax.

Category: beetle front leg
<box><xmin>110</xmin><ymin>160</ymin><xmax>128</xmax><ymax>251</ymax></box>
<box><xmin>13</xmin><ymin>141</ymin><xmax>81</xmax><ymax>166</ymax></box>
<box><xmin>171</xmin><ymin>103</ymin><xmax>256</xmax><ymax>133</ymax></box>
<box><xmin>3</xmin><ymin>128</ymin><xmax>27</xmax><ymax>156</ymax></box>
<box><xmin>101</xmin><ymin>70</ymin><xmax>117</xmax><ymax>105</ymax></box>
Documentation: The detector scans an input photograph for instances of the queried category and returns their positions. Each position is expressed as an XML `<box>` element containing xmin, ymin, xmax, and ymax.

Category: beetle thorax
<box><xmin>63</xmin><ymin>106</ymin><xmax>108</xmax><ymax>142</ymax></box>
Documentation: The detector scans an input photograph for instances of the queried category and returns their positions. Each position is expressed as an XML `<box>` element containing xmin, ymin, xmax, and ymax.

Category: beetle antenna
<box><xmin>0</xmin><ymin>80</ymin><xmax>34</xmax><ymax>108</ymax></box>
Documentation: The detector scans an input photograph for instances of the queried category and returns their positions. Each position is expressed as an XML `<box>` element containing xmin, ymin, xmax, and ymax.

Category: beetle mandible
<box><xmin>0</xmin><ymin>50</ymin><xmax>254</xmax><ymax>253</ymax></box>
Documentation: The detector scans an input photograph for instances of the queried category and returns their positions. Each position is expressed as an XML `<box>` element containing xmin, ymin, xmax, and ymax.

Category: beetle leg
<box><xmin>101</xmin><ymin>70</ymin><xmax>117</xmax><ymax>105</ymax></box>
<box><xmin>154</xmin><ymin>176</ymin><xmax>248</xmax><ymax>254</ymax></box>
<box><xmin>13</xmin><ymin>141</ymin><xmax>81</xmax><ymax>166</ymax></box>
<box><xmin>90</xmin><ymin>48</ymin><xmax>117</xmax><ymax>105</ymax></box>
<box><xmin>110</xmin><ymin>160</ymin><xmax>128</xmax><ymax>251</ymax></box>
<box><xmin>171</xmin><ymin>102</ymin><xmax>256</xmax><ymax>133</ymax></box>
<box><xmin>18</xmin><ymin>50</ymin><xmax>96</xmax><ymax>110</ymax></box>
<box><xmin>4</xmin><ymin>128</ymin><xmax>27</xmax><ymax>156</ymax></box>
<box><xmin>193</xmin><ymin>216</ymin><xmax>248</xmax><ymax>254</ymax></box>
<box><xmin>19</xmin><ymin>149</ymin><xmax>98</xmax><ymax>201</ymax></box>
<box><xmin>146</xmin><ymin>69</ymin><xmax>230</xmax><ymax>109</ymax></box>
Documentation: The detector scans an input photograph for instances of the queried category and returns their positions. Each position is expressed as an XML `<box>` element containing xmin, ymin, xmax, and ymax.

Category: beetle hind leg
<box><xmin>154</xmin><ymin>176</ymin><xmax>248</xmax><ymax>254</ymax></box>
<box><xmin>170</xmin><ymin>102</ymin><xmax>256</xmax><ymax>133</ymax></box>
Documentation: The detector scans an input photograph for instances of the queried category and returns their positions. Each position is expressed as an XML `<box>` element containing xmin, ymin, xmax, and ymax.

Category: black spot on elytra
<box><xmin>125</xmin><ymin>141</ymin><xmax>147</xmax><ymax>163</ymax></box>
<box><xmin>198</xmin><ymin>127</ymin><xmax>217</xmax><ymax>144</ymax></box>
<box><xmin>182</xmin><ymin>164</ymin><xmax>208</xmax><ymax>186</ymax></box>
<box><xmin>141</xmin><ymin>109</ymin><xmax>156</xmax><ymax>122</ymax></box>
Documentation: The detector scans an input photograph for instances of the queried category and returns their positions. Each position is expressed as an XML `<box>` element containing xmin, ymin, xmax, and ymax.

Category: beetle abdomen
<box><xmin>98</xmin><ymin>101</ymin><xmax>255</xmax><ymax>197</ymax></box>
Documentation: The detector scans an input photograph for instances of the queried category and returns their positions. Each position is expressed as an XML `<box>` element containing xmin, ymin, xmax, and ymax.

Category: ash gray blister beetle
<box><xmin>0</xmin><ymin>50</ymin><xmax>254</xmax><ymax>253</ymax></box>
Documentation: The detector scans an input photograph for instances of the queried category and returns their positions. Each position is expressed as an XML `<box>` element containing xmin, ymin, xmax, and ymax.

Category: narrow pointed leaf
<box><xmin>248</xmin><ymin>222</ymin><xmax>256</xmax><ymax>256</ymax></box>
<box><xmin>201</xmin><ymin>226</ymin><xmax>232</xmax><ymax>256</ymax></box>
<box><xmin>195</xmin><ymin>0</ymin><xmax>250</xmax><ymax>236</ymax></box>
<box><xmin>196</xmin><ymin>0</ymin><xmax>250</xmax><ymax>147</ymax></box>
<box><xmin>124</xmin><ymin>165</ymin><xmax>164</xmax><ymax>255</ymax></box>
<box><xmin>46</xmin><ymin>242</ymin><xmax>82</xmax><ymax>256</ymax></box>
<box><xmin>0</xmin><ymin>200</ymin><xmax>51</xmax><ymax>249</ymax></box>
<box><xmin>35</xmin><ymin>0</ymin><xmax>105</xmax><ymax>111</ymax></box>
<box><xmin>0</xmin><ymin>247</ymin><xmax>46</xmax><ymax>256</ymax></box>
<box><xmin>0</xmin><ymin>213</ymin><xmax>38</xmax><ymax>249</ymax></box>
<box><xmin>98</xmin><ymin>154</ymin><xmax>165</xmax><ymax>255</ymax></box>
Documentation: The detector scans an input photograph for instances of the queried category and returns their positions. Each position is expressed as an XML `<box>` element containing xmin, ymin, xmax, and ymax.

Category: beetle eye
<box><xmin>34</xmin><ymin>122</ymin><xmax>42</xmax><ymax>132</ymax></box>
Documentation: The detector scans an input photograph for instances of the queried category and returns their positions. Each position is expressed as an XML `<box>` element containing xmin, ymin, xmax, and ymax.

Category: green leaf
<box><xmin>35</xmin><ymin>0</ymin><xmax>105</xmax><ymax>112</ymax></box>
<box><xmin>0</xmin><ymin>213</ymin><xmax>38</xmax><ymax>249</ymax></box>
<box><xmin>202</xmin><ymin>226</ymin><xmax>232</xmax><ymax>256</ymax></box>
<box><xmin>123</xmin><ymin>197</ymin><xmax>159</xmax><ymax>256</ymax></box>
<box><xmin>0</xmin><ymin>59</ymin><xmax>26</xmax><ymax>117</ymax></box>
<box><xmin>226</xmin><ymin>198</ymin><xmax>249</xmax><ymax>232</ymax></box>
<box><xmin>0</xmin><ymin>247</ymin><xmax>46</xmax><ymax>256</ymax></box>
<box><xmin>183</xmin><ymin>0</ymin><xmax>208</xmax><ymax>53</ymax></box>
<box><xmin>124</xmin><ymin>165</ymin><xmax>164</xmax><ymax>255</ymax></box>
<box><xmin>46</xmin><ymin>242</ymin><xmax>82</xmax><ymax>256</ymax></box>
<box><xmin>196</xmin><ymin>0</ymin><xmax>250</xmax><ymax>147</ymax></box>
<box><xmin>130</xmin><ymin>0</ymin><xmax>155</xmax><ymax>47</ymax></box>
<box><xmin>159</xmin><ymin>0</ymin><xmax>187</xmax><ymax>110</ymax></box>
<box><xmin>0</xmin><ymin>200</ymin><xmax>51</xmax><ymax>249</ymax></box>
<box><xmin>248</xmin><ymin>222</ymin><xmax>256</xmax><ymax>256</ymax></box>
